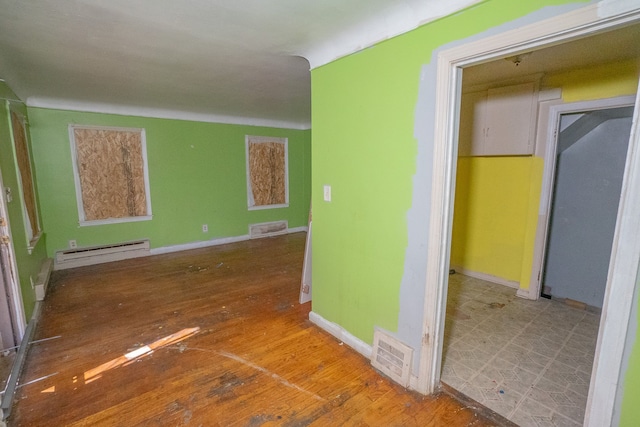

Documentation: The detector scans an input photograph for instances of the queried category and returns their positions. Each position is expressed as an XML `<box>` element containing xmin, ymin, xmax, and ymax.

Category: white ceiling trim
<box><xmin>303</xmin><ymin>0</ymin><xmax>483</xmax><ymax>69</ymax></box>
<box><xmin>0</xmin><ymin>0</ymin><xmax>483</xmax><ymax>125</ymax></box>
<box><xmin>27</xmin><ymin>98</ymin><xmax>311</xmax><ymax>130</ymax></box>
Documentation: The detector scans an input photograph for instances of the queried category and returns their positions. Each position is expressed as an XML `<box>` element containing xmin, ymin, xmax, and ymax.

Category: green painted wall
<box><xmin>310</xmin><ymin>47</ymin><xmax>415</xmax><ymax>340</ymax></box>
<box><xmin>311</xmin><ymin>0</ymin><xmax>588</xmax><ymax>346</ymax></box>
<box><xmin>0</xmin><ymin>97</ymin><xmax>48</xmax><ymax>320</ymax></box>
<box><xmin>312</xmin><ymin>0</ymin><xmax>640</xmax><ymax>422</ymax></box>
<box><xmin>28</xmin><ymin>108</ymin><xmax>311</xmax><ymax>256</ymax></box>
<box><xmin>621</xmin><ymin>268</ymin><xmax>640</xmax><ymax>426</ymax></box>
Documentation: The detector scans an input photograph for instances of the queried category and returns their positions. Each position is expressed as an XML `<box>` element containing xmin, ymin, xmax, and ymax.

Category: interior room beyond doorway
<box><xmin>441</xmin><ymin>273</ymin><xmax>599</xmax><ymax>426</ymax></box>
<box><xmin>443</xmin><ymin>22</ymin><xmax>640</xmax><ymax>427</ymax></box>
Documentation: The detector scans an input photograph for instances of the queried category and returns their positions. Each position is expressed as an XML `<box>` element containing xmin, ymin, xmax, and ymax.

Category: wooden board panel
<box><xmin>10</xmin><ymin>112</ymin><xmax>40</xmax><ymax>236</ymax></box>
<box><xmin>248</xmin><ymin>140</ymin><xmax>286</xmax><ymax>206</ymax></box>
<box><xmin>73</xmin><ymin>128</ymin><xmax>147</xmax><ymax>221</ymax></box>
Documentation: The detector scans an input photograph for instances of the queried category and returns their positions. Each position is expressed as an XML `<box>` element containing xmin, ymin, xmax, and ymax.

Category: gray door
<box><xmin>542</xmin><ymin>106</ymin><xmax>633</xmax><ymax>308</ymax></box>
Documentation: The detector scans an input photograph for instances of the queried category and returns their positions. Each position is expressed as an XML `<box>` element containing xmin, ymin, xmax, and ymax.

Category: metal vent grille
<box><xmin>249</xmin><ymin>220</ymin><xmax>288</xmax><ymax>238</ymax></box>
<box><xmin>371</xmin><ymin>330</ymin><xmax>413</xmax><ymax>387</ymax></box>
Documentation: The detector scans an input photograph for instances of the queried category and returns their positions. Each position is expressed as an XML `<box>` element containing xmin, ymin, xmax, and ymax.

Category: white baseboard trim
<box><xmin>34</xmin><ymin>258</ymin><xmax>53</xmax><ymax>301</ymax></box>
<box><xmin>150</xmin><ymin>226</ymin><xmax>308</xmax><ymax>256</ymax></box>
<box><xmin>309</xmin><ymin>311</ymin><xmax>424</xmax><ymax>392</ymax></box>
<box><xmin>309</xmin><ymin>311</ymin><xmax>372</xmax><ymax>359</ymax></box>
<box><xmin>27</xmin><ymin>97</ymin><xmax>310</xmax><ymax>130</ymax></box>
<box><xmin>516</xmin><ymin>288</ymin><xmax>537</xmax><ymax>300</ymax></box>
<box><xmin>54</xmin><ymin>226</ymin><xmax>308</xmax><ymax>268</ymax></box>
<box><xmin>452</xmin><ymin>266</ymin><xmax>537</xmax><ymax>300</ymax></box>
<box><xmin>150</xmin><ymin>235</ymin><xmax>250</xmax><ymax>255</ymax></box>
<box><xmin>450</xmin><ymin>265</ymin><xmax>519</xmax><ymax>289</ymax></box>
<box><xmin>288</xmin><ymin>226</ymin><xmax>308</xmax><ymax>234</ymax></box>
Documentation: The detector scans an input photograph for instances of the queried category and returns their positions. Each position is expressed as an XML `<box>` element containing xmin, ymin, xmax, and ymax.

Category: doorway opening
<box><xmin>417</xmin><ymin>6</ymin><xmax>640</xmax><ymax>427</ymax></box>
<box><xmin>541</xmin><ymin>104</ymin><xmax>634</xmax><ymax>307</ymax></box>
<box><xmin>442</xmin><ymin>96</ymin><xmax>635</xmax><ymax>424</ymax></box>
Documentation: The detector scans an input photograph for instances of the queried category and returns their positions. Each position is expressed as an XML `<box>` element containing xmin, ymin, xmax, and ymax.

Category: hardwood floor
<box><xmin>10</xmin><ymin>233</ymin><xmax>506</xmax><ymax>426</ymax></box>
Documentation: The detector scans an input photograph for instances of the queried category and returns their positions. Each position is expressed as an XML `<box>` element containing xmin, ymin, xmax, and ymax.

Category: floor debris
<box><xmin>184</xmin><ymin>347</ymin><xmax>325</xmax><ymax>402</ymax></box>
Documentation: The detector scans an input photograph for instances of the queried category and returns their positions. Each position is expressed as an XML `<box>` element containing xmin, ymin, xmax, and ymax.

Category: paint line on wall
<box><xmin>304</xmin><ymin>0</ymin><xmax>483</xmax><ymax>68</ymax></box>
<box><xmin>27</xmin><ymin>98</ymin><xmax>310</xmax><ymax>130</ymax></box>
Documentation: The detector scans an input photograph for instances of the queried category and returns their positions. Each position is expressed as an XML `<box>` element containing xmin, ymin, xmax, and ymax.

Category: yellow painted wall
<box><xmin>451</xmin><ymin>156</ymin><xmax>543</xmax><ymax>284</ymax></box>
<box><xmin>519</xmin><ymin>157</ymin><xmax>544</xmax><ymax>290</ymax></box>
<box><xmin>544</xmin><ymin>59</ymin><xmax>639</xmax><ymax>103</ymax></box>
<box><xmin>452</xmin><ymin>59</ymin><xmax>638</xmax><ymax>289</ymax></box>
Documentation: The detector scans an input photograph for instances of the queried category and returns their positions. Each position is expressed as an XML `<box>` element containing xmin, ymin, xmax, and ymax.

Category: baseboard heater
<box><xmin>54</xmin><ymin>239</ymin><xmax>150</xmax><ymax>270</ymax></box>
<box><xmin>35</xmin><ymin>258</ymin><xmax>53</xmax><ymax>301</ymax></box>
<box><xmin>249</xmin><ymin>220</ymin><xmax>288</xmax><ymax>239</ymax></box>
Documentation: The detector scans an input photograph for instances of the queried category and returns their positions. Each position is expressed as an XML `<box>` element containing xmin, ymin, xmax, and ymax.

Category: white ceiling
<box><xmin>463</xmin><ymin>23</ymin><xmax>640</xmax><ymax>88</ymax></box>
<box><xmin>0</xmin><ymin>0</ymin><xmax>481</xmax><ymax>129</ymax></box>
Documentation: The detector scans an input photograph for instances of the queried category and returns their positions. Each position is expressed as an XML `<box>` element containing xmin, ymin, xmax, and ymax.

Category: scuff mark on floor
<box><xmin>182</xmin><ymin>409</ymin><xmax>192</xmax><ymax>425</ymax></box>
<box><xmin>207</xmin><ymin>372</ymin><xmax>255</xmax><ymax>402</ymax></box>
<box><xmin>216</xmin><ymin>350</ymin><xmax>325</xmax><ymax>402</ymax></box>
<box><xmin>247</xmin><ymin>414</ymin><xmax>275</xmax><ymax>426</ymax></box>
<box><xmin>179</xmin><ymin>346</ymin><xmax>325</xmax><ymax>402</ymax></box>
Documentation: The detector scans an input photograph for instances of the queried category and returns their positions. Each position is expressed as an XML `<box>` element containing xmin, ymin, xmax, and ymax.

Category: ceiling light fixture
<box><xmin>505</xmin><ymin>52</ymin><xmax>531</xmax><ymax>66</ymax></box>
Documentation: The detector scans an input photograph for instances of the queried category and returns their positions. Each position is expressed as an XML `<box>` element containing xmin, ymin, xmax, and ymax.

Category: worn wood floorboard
<box><xmin>10</xmin><ymin>233</ymin><xmax>506</xmax><ymax>426</ymax></box>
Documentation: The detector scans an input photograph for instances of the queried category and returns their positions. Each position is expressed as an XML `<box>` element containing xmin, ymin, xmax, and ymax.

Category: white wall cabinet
<box><xmin>458</xmin><ymin>82</ymin><xmax>538</xmax><ymax>156</ymax></box>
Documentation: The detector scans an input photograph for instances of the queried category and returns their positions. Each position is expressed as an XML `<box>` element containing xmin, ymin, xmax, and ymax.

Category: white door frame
<box><xmin>418</xmin><ymin>2</ymin><xmax>640</xmax><ymax>426</ymax></box>
<box><xmin>4</xmin><ymin>105</ymin><xmax>29</xmax><ymax>339</ymax></box>
<box><xmin>0</xmin><ymin>165</ymin><xmax>26</xmax><ymax>340</ymax></box>
<box><xmin>526</xmin><ymin>95</ymin><xmax>636</xmax><ymax>300</ymax></box>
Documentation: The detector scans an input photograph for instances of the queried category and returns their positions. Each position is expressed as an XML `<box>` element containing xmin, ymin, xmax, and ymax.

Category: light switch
<box><xmin>323</xmin><ymin>185</ymin><xmax>331</xmax><ymax>202</ymax></box>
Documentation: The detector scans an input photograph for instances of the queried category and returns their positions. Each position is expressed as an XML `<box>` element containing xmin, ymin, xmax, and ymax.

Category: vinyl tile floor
<box><xmin>441</xmin><ymin>273</ymin><xmax>600</xmax><ymax>427</ymax></box>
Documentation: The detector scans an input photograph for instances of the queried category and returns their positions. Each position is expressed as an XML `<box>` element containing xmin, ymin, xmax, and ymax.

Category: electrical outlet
<box><xmin>323</xmin><ymin>185</ymin><xmax>331</xmax><ymax>202</ymax></box>
<box><xmin>69</xmin><ymin>240</ymin><xmax>77</xmax><ymax>249</ymax></box>
<box><xmin>202</xmin><ymin>224</ymin><xmax>208</xmax><ymax>233</ymax></box>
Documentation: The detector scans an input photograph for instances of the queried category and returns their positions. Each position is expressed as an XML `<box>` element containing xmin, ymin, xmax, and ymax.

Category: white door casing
<box><xmin>419</xmin><ymin>2</ymin><xmax>640</xmax><ymax>427</ymax></box>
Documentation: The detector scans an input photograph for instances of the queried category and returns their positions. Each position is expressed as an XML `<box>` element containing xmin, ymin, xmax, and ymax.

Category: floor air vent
<box><xmin>55</xmin><ymin>240</ymin><xmax>150</xmax><ymax>270</ymax></box>
<box><xmin>371</xmin><ymin>330</ymin><xmax>413</xmax><ymax>387</ymax></box>
<box><xmin>249</xmin><ymin>220</ymin><xmax>288</xmax><ymax>238</ymax></box>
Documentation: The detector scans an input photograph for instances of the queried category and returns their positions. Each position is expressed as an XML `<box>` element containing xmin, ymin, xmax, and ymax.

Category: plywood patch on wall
<box><xmin>246</xmin><ymin>136</ymin><xmax>288</xmax><ymax>209</ymax></box>
<box><xmin>70</xmin><ymin>126</ymin><xmax>152</xmax><ymax>225</ymax></box>
<box><xmin>10</xmin><ymin>111</ymin><xmax>40</xmax><ymax>241</ymax></box>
